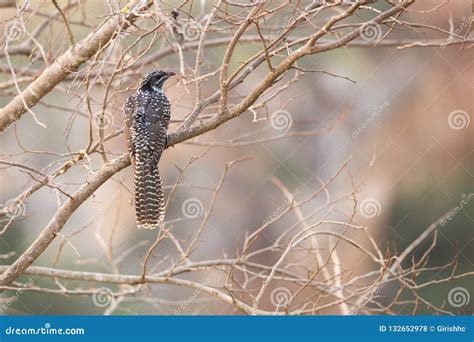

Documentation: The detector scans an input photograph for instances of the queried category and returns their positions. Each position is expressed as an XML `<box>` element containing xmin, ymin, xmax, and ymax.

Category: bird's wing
<box><xmin>139</xmin><ymin>93</ymin><xmax>170</xmax><ymax>164</ymax></box>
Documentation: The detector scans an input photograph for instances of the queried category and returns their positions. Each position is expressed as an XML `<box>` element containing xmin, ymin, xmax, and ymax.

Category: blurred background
<box><xmin>0</xmin><ymin>0</ymin><xmax>472</xmax><ymax>315</ymax></box>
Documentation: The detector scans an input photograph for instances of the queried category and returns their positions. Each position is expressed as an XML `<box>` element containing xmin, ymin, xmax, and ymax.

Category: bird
<box><xmin>123</xmin><ymin>69</ymin><xmax>176</xmax><ymax>229</ymax></box>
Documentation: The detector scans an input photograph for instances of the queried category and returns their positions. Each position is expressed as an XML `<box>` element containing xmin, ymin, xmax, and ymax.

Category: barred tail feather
<box><xmin>134</xmin><ymin>158</ymin><xmax>165</xmax><ymax>229</ymax></box>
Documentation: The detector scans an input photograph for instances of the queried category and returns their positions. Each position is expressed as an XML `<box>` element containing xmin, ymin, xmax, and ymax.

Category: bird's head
<box><xmin>140</xmin><ymin>69</ymin><xmax>176</xmax><ymax>92</ymax></box>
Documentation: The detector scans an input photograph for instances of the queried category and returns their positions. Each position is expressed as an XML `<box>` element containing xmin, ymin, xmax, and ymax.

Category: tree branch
<box><xmin>0</xmin><ymin>0</ymin><xmax>151</xmax><ymax>133</ymax></box>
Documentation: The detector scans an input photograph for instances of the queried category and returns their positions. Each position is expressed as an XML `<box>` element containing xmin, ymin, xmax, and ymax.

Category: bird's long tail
<box><xmin>134</xmin><ymin>157</ymin><xmax>165</xmax><ymax>229</ymax></box>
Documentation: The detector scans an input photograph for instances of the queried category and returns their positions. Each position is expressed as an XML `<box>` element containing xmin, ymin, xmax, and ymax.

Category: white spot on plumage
<box><xmin>123</xmin><ymin>70</ymin><xmax>174</xmax><ymax>228</ymax></box>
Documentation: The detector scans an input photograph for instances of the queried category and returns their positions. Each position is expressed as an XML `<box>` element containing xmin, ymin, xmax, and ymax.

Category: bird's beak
<box><xmin>166</xmin><ymin>71</ymin><xmax>176</xmax><ymax>78</ymax></box>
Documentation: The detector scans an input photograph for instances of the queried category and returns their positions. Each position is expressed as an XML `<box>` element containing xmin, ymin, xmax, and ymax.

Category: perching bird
<box><xmin>123</xmin><ymin>69</ymin><xmax>176</xmax><ymax>229</ymax></box>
